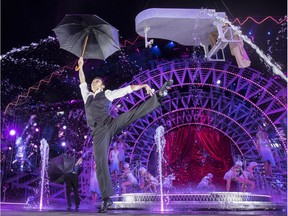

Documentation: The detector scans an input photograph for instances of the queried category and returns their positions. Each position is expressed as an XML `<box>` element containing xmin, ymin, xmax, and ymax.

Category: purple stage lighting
<box><xmin>61</xmin><ymin>142</ymin><xmax>66</xmax><ymax>147</ymax></box>
<box><xmin>9</xmin><ymin>130</ymin><xmax>16</xmax><ymax>136</ymax></box>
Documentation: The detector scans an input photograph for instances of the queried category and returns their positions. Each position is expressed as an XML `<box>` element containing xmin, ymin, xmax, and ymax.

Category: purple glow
<box><xmin>122</xmin><ymin>66</ymin><xmax>286</xmax><ymax>149</ymax></box>
<box><xmin>61</xmin><ymin>142</ymin><xmax>66</xmax><ymax>147</ymax></box>
<box><xmin>35</xmin><ymin>128</ymin><xmax>40</xmax><ymax>132</ymax></box>
<box><xmin>9</xmin><ymin>130</ymin><xmax>16</xmax><ymax>136</ymax></box>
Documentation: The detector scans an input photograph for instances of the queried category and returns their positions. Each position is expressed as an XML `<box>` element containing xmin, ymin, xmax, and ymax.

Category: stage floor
<box><xmin>0</xmin><ymin>203</ymin><xmax>286</xmax><ymax>216</ymax></box>
<box><xmin>0</xmin><ymin>209</ymin><xmax>286</xmax><ymax>216</ymax></box>
<box><xmin>1</xmin><ymin>192</ymin><xmax>287</xmax><ymax>216</ymax></box>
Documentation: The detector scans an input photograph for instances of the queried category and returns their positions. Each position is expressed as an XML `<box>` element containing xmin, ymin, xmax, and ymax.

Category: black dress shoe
<box><xmin>97</xmin><ymin>198</ymin><xmax>113</xmax><ymax>213</ymax></box>
<box><xmin>158</xmin><ymin>79</ymin><xmax>174</xmax><ymax>97</ymax></box>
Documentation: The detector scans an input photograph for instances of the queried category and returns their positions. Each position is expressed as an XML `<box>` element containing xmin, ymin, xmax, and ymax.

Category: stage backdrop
<box><xmin>163</xmin><ymin>125</ymin><xmax>234</xmax><ymax>191</ymax></box>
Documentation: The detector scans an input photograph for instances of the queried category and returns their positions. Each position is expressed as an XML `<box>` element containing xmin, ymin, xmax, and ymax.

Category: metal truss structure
<box><xmin>107</xmin><ymin>59</ymin><xmax>287</xmax><ymax>194</ymax></box>
<box><xmin>109</xmin><ymin>60</ymin><xmax>286</xmax><ymax>165</ymax></box>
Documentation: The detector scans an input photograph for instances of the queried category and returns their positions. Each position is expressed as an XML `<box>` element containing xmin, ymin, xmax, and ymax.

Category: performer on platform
<box><xmin>240</xmin><ymin>161</ymin><xmax>258</xmax><ymax>192</ymax></box>
<box><xmin>223</xmin><ymin>160</ymin><xmax>247</xmax><ymax>192</ymax></box>
<box><xmin>163</xmin><ymin>174</ymin><xmax>176</xmax><ymax>193</ymax></box>
<box><xmin>77</xmin><ymin>57</ymin><xmax>173</xmax><ymax>213</ymax></box>
<box><xmin>209</xmin><ymin>19</ymin><xmax>250</xmax><ymax>69</ymax></box>
<box><xmin>109</xmin><ymin>142</ymin><xmax>120</xmax><ymax>184</ymax></box>
<box><xmin>256</xmin><ymin>126</ymin><xmax>275</xmax><ymax>178</ymax></box>
<box><xmin>197</xmin><ymin>173</ymin><xmax>215</xmax><ymax>191</ymax></box>
<box><xmin>117</xmin><ymin>138</ymin><xmax>126</xmax><ymax>171</ymax></box>
<box><xmin>138</xmin><ymin>167</ymin><xmax>158</xmax><ymax>193</ymax></box>
<box><xmin>228</xmin><ymin>33</ymin><xmax>251</xmax><ymax>68</ymax></box>
<box><xmin>120</xmin><ymin>163</ymin><xmax>138</xmax><ymax>194</ymax></box>
<box><xmin>90</xmin><ymin>162</ymin><xmax>100</xmax><ymax>207</ymax></box>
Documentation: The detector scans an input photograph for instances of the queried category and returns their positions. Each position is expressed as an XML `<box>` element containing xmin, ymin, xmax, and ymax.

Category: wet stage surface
<box><xmin>0</xmin><ymin>203</ymin><xmax>286</xmax><ymax>216</ymax></box>
<box><xmin>1</xmin><ymin>192</ymin><xmax>287</xmax><ymax>216</ymax></box>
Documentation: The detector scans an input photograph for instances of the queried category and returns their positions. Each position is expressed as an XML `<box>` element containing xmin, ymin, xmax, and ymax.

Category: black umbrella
<box><xmin>48</xmin><ymin>153</ymin><xmax>76</xmax><ymax>182</ymax></box>
<box><xmin>53</xmin><ymin>14</ymin><xmax>120</xmax><ymax>67</ymax></box>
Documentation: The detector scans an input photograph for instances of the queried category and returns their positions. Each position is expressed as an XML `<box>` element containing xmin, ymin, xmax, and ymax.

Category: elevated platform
<box><xmin>110</xmin><ymin>192</ymin><xmax>284</xmax><ymax>211</ymax></box>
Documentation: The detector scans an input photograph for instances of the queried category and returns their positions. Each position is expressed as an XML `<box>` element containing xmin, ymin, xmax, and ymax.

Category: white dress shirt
<box><xmin>79</xmin><ymin>82</ymin><xmax>133</xmax><ymax>104</ymax></box>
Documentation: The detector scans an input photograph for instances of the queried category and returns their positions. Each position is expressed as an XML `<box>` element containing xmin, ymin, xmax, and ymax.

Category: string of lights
<box><xmin>232</xmin><ymin>16</ymin><xmax>287</xmax><ymax>25</ymax></box>
<box><xmin>4</xmin><ymin>64</ymin><xmax>76</xmax><ymax>116</ymax></box>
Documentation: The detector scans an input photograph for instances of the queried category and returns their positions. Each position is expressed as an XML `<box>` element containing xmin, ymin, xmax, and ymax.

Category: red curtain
<box><xmin>163</xmin><ymin>125</ymin><xmax>233</xmax><ymax>191</ymax></box>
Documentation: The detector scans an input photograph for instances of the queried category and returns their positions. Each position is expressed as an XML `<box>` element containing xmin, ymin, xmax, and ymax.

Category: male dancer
<box><xmin>77</xmin><ymin>57</ymin><xmax>173</xmax><ymax>213</ymax></box>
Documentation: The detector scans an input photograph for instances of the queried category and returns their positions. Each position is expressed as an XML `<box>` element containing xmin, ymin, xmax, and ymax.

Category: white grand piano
<box><xmin>135</xmin><ymin>8</ymin><xmax>241</xmax><ymax>61</ymax></box>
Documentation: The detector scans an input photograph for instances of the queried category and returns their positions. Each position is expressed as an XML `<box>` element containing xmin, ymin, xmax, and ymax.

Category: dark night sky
<box><xmin>1</xmin><ymin>0</ymin><xmax>287</xmax><ymax>54</ymax></box>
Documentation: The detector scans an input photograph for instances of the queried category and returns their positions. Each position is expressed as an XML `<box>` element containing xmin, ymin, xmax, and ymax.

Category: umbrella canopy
<box><xmin>48</xmin><ymin>153</ymin><xmax>76</xmax><ymax>182</ymax></box>
<box><xmin>53</xmin><ymin>14</ymin><xmax>120</xmax><ymax>60</ymax></box>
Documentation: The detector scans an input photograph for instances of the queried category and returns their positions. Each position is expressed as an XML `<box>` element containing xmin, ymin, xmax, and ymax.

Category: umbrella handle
<box><xmin>75</xmin><ymin>65</ymin><xmax>81</xmax><ymax>71</ymax></box>
<box><xmin>75</xmin><ymin>35</ymin><xmax>89</xmax><ymax>71</ymax></box>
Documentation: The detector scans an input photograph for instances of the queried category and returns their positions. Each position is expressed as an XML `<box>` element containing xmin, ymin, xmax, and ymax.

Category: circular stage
<box><xmin>110</xmin><ymin>192</ymin><xmax>283</xmax><ymax>211</ymax></box>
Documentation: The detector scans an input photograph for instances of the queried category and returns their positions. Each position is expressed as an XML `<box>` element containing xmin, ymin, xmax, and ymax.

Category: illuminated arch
<box><xmin>109</xmin><ymin>60</ymin><xmax>286</xmax><ymax>170</ymax></box>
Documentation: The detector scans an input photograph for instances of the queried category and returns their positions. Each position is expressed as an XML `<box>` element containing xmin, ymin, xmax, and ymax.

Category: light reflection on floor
<box><xmin>0</xmin><ymin>202</ymin><xmax>286</xmax><ymax>216</ymax></box>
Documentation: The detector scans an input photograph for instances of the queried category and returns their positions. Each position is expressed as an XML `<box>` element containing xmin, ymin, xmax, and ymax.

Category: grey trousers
<box><xmin>91</xmin><ymin>94</ymin><xmax>161</xmax><ymax>199</ymax></box>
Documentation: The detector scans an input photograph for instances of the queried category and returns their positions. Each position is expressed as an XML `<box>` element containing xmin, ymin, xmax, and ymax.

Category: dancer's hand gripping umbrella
<box><xmin>53</xmin><ymin>14</ymin><xmax>120</xmax><ymax>70</ymax></box>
